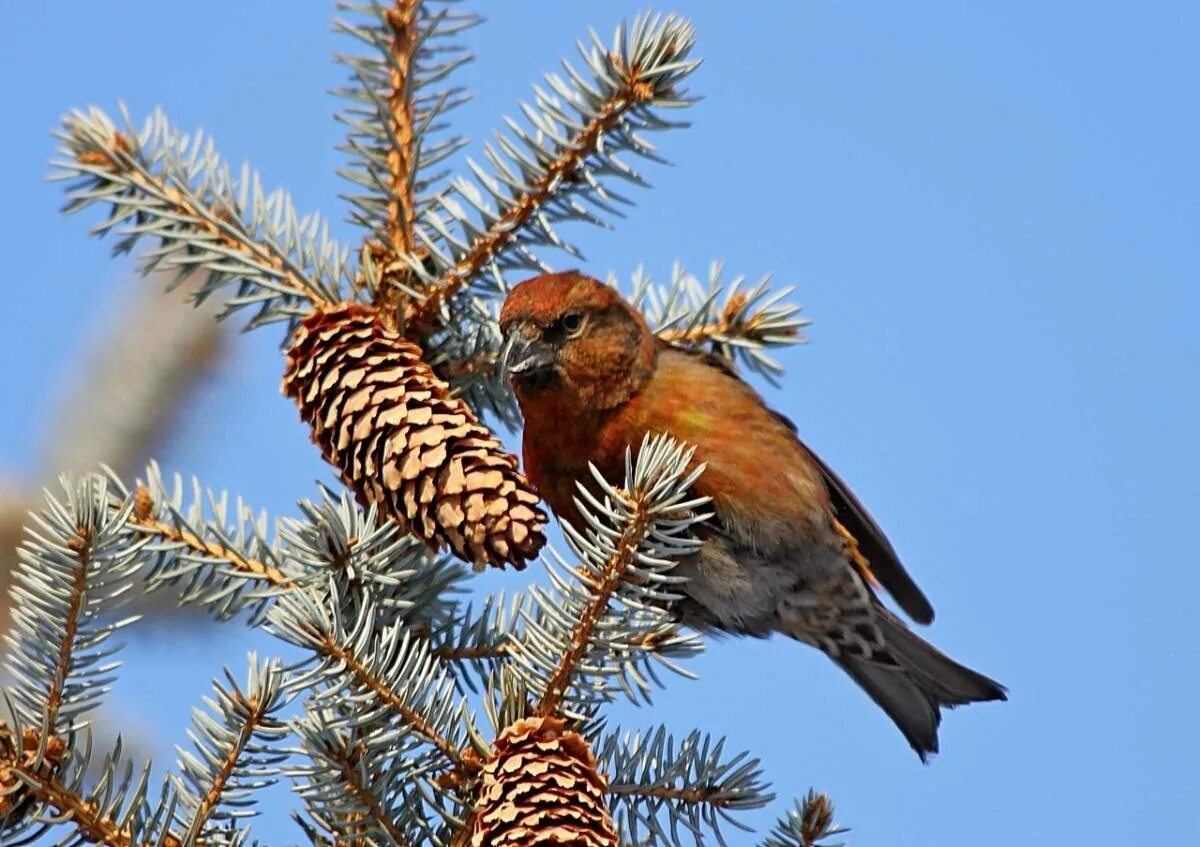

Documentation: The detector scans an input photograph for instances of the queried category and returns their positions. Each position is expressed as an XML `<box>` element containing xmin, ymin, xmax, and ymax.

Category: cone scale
<box><xmin>469</xmin><ymin>716</ymin><xmax>617</xmax><ymax>847</ymax></box>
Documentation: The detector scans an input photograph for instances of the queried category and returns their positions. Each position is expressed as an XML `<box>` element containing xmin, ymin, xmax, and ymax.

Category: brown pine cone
<box><xmin>469</xmin><ymin>716</ymin><xmax>617</xmax><ymax>847</ymax></box>
<box><xmin>282</xmin><ymin>304</ymin><xmax>546</xmax><ymax>570</ymax></box>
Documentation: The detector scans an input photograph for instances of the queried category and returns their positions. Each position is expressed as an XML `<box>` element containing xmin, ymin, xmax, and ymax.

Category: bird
<box><xmin>498</xmin><ymin>270</ymin><xmax>1006</xmax><ymax>760</ymax></box>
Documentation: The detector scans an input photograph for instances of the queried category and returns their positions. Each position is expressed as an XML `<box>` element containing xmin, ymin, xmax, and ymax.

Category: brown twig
<box><xmin>537</xmin><ymin>492</ymin><xmax>651</xmax><ymax>717</ymax></box>
<box><xmin>318</xmin><ymin>638</ymin><xmax>479</xmax><ymax>778</ymax></box>
<box><xmin>0</xmin><ymin>729</ymin><xmax>164</xmax><ymax>847</ymax></box>
<box><xmin>432</xmin><ymin>643</ymin><xmax>507</xmax><ymax>662</ymax></box>
<box><xmin>656</xmin><ymin>291</ymin><xmax>798</xmax><ymax>348</ymax></box>
<box><xmin>328</xmin><ymin>741</ymin><xmax>412</xmax><ymax>847</ymax></box>
<box><xmin>368</xmin><ymin>1</ymin><xmax>426</xmax><ymax>331</ymax></box>
<box><xmin>43</xmin><ymin>529</ymin><xmax>92</xmax><ymax>733</ymax></box>
<box><xmin>182</xmin><ymin>692</ymin><xmax>269</xmax><ymax>843</ymax></box>
<box><xmin>384</xmin><ymin>1</ymin><xmax>419</xmax><ymax>256</ymax></box>
<box><xmin>128</xmin><ymin>486</ymin><xmax>290</xmax><ymax>588</ymax></box>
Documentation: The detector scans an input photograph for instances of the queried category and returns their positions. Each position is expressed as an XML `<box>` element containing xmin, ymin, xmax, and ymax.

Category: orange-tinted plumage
<box><xmin>500</xmin><ymin>271</ymin><xmax>1005</xmax><ymax>759</ymax></box>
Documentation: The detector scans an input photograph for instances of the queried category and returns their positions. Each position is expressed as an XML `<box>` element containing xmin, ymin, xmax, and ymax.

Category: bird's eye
<box><xmin>561</xmin><ymin>312</ymin><xmax>584</xmax><ymax>334</ymax></box>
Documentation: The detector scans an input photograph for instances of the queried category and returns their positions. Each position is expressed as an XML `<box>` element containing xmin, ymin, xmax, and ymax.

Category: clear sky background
<box><xmin>2</xmin><ymin>2</ymin><xmax>1197</xmax><ymax>844</ymax></box>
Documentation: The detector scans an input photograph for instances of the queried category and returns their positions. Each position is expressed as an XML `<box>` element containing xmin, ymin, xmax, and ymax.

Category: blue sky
<box><xmin>2</xmin><ymin>2</ymin><xmax>1197</xmax><ymax>844</ymax></box>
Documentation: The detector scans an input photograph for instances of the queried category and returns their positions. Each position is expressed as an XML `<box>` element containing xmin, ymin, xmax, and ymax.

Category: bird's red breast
<box><xmin>519</xmin><ymin>345</ymin><xmax>832</xmax><ymax>547</ymax></box>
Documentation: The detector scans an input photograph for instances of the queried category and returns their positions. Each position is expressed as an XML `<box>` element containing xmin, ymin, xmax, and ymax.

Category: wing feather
<box><xmin>665</xmin><ymin>340</ymin><xmax>936</xmax><ymax>625</ymax></box>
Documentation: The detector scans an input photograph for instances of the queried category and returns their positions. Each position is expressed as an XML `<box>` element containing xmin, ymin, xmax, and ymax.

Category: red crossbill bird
<box><xmin>499</xmin><ymin>270</ymin><xmax>1006</xmax><ymax>760</ymax></box>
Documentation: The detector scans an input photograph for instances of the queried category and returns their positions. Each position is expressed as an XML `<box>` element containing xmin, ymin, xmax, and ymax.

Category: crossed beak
<box><xmin>500</xmin><ymin>324</ymin><xmax>556</xmax><ymax>380</ymax></box>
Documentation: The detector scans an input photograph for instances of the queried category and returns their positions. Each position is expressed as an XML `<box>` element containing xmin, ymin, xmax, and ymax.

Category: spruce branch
<box><xmin>105</xmin><ymin>465</ymin><xmax>466</xmax><ymax>631</ymax></box>
<box><xmin>406</xmin><ymin>12</ymin><xmax>701</xmax><ymax>318</ymax></box>
<box><xmin>281</xmin><ymin>490</ymin><xmax>469</xmax><ymax>633</ymax></box>
<box><xmin>334</xmin><ymin>0</ymin><xmax>481</xmax><ymax>331</ymax></box>
<box><xmin>172</xmin><ymin>656</ymin><xmax>290</xmax><ymax>846</ymax></box>
<box><xmin>5</xmin><ymin>477</ymin><xmax>144</xmax><ymax>734</ymax></box>
<box><xmin>292</xmin><ymin>705</ymin><xmax>443</xmax><ymax>847</ymax></box>
<box><xmin>504</xmin><ymin>435</ymin><xmax>710</xmax><ymax>719</ymax></box>
<box><xmin>533</xmin><ymin>531</ymin><xmax>649</xmax><ymax>719</ymax></box>
<box><xmin>600</xmin><ymin>727</ymin><xmax>772</xmax><ymax>847</ymax></box>
<box><xmin>334</xmin><ymin>0</ymin><xmax>479</xmax><ymax>248</ymax></box>
<box><xmin>105</xmin><ymin>463</ymin><xmax>293</xmax><ymax>624</ymax></box>
<box><xmin>52</xmin><ymin>107</ymin><xmax>348</xmax><ymax>331</ymax></box>
<box><xmin>425</xmin><ymin>595</ymin><xmax>515</xmax><ymax>695</ymax></box>
<box><xmin>317</xmin><ymin>635</ymin><xmax>473</xmax><ymax>774</ymax></box>
<box><xmin>269</xmin><ymin>579</ymin><xmax>481</xmax><ymax>782</ymax></box>
<box><xmin>0</xmin><ymin>727</ymin><xmax>180</xmax><ymax>847</ymax></box>
<box><xmin>317</xmin><ymin>748</ymin><xmax>411</xmax><ymax>847</ymax></box>
<box><xmin>379</xmin><ymin>0</ymin><xmax>420</xmax><ymax>255</ymax></box>
<box><xmin>5</xmin><ymin>765</ymin><xmax>135</xmax><ymax>847</ymax></box>
<box><xmin>761</xmin><ymin>791</ymin><xmax>849</xmax><ymax>847</ymax></box>
<box><xmin>628</xmin><ymin>262</ymin><xmax>811</xmax><ymax>383</ymax></box>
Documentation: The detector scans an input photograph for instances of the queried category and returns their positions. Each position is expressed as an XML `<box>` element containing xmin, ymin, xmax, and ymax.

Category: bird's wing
<box><xmin>798</xmin><ymin>443</ymin><xmax>935</xmax><ymax>625</ymax></box>
<box><xmin>661</xmin><ymin>341</ymin><xmax>935</xmax><ymax>625</ymax></box>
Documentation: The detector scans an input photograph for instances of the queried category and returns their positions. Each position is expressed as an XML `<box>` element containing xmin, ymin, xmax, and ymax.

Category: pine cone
<box><xmin>283</xmin><ymin>304</ymin><xmax>547</xmax><ymax>570</ymax></box>
<box><xmin>470</xmin><ymin>716</ymin><xmax>617</xmax><ymax>847</ymax></box>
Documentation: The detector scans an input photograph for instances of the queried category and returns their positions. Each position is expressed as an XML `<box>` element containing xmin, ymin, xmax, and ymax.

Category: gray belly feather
<box><xmin>674</xmin><ymin>527</ymin><xmax>857</xmax><ymax>640</ymax></box>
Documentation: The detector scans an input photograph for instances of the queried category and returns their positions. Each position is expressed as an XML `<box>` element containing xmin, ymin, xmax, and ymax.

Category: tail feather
<box><xmin>874</xmin><ymin>606</ymin><xmax>1007</xmax><ymax>706</ymax></box>
<box><xmin>834</xmin><ymin>606</ymin><xmax>1006</xmax><ymax>761</ymax></box>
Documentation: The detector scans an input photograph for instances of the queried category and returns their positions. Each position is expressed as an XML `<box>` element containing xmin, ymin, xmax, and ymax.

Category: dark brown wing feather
<box><xmin>665</xmin><ymin>340</ymin><xmax>936</xmax><ymax>625</ymax></box>
<box><xmin>797</xmin><ymin>442</ymin><xmax>935</xmax><ymax>625</ymax></box>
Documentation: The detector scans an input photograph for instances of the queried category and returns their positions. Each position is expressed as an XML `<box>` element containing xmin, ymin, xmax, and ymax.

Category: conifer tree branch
<box><xmin>173</xmin><ymin>660</ymin><xmax>290</xmax><ymax>846</ymax></box>
<box><xmin>327</xmin><ymin>744</ymin><xmax>413</xmax><ymax>847</ymax></box>
<box><xmin>100</xmin><ymin>465</ymin><xmax>302</xmax><ymax>623</ymax></box>
<box><xmin>6</xmin><ymin>478</ymin><xmax>144</xmax><ymax>733</ymax></box>
<box><xmin>762</xmin><ymin>791</ymin><xmax>849</xmax><ymax>847</ymax></box>
<box><xmin>185</xmin><ymin>717</ymin><xmax>257</xmax><ymax>840</ymax></box>
<box><xmin>317</xmin><ymin>637</ymin><xmax>477</xmax><ymax>776</ymax></box>
<box><xmin>429</xmin><ymin>80</ymin><xmax>650</xmax><ymax>311</ymax></box>
<box><xmin>655</xmin><ymin>290</ymin><xmax>796</xmax><ymax>347</ymax></box>
<box><xmin>0</xmin><ymin>728</ymin><xmax>159</xmax><ymax>847</ymax></box>
<box><xmin>630</xmin><ymin>262</ymin><xmax>811</xmax><ymax>383</ymax></box>
<box><xmin>403</xmin><ymin>14</ymin><xmax>700</xmax><ymax>322</ymax></box>
<box><xmin>507</xmin><ymin>436</ymin><xmax>709</xmax><ymax>716</ymax></box>
<box><xmin>599</xmin><ymin>726</ymin><xmax>773</xmax><ymax>845</ymax></box>
<box><xmin>6</xmin><ymin>768</ymin><xmax>135</xmax><ymax>847</ymax></box>
<box><xmin>367</xmin><ymin>0</ymin><xmax>424</xmax><ymax>329</ymax></box>
<box><xmin>128</xmin><ymin>486</ymin><xmax>289</xmax><ymax>589</ymax></box>
<box><xmin>418</xmin><ymin>55</ymin><xmax>668</xmax><ymax>322</ymax></box>
<box><xmin>43</xmin><ymin>528</ymin><xmax>92</xmax><ymax>734</ymax></box>
<box><xmin>53</xmin><ymin>108</ymin><xmax>349</xmax><ymax>330</ymax></box>
<box><xmin>536</xmin><ymin>493</ymin><xmax>651</xmax><ymax>718</ymax></box>
<box><xmin>72</xmin><ymin>131</ymin><xmax>327</xmax><ymax>307</ymax></box>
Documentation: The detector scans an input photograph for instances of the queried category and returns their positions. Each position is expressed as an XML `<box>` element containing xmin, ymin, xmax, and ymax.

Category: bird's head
<box><xmin>499</xmin><ymin>271</ymin><xmax>657</xmax><ymax>411</ymax></box>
